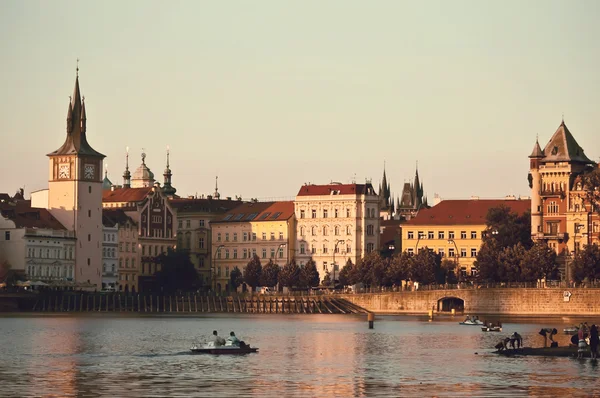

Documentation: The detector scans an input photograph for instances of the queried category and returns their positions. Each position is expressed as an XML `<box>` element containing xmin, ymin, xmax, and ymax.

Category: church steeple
<box><xmin>214</xmin><ymin>176</ymin><xmax>221</xmax><ymax>199</ymax></box>
<box><xmin>162</xmin><ymin>145</ymin><xmax>177</xmax><ymax>197</ymax></box>
<box><xmin>123</xmin><ymin>147</ymin><xmax>131</xmax><ymax>188</ymax></box>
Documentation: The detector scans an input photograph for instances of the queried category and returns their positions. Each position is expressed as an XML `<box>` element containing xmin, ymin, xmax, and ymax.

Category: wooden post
<box><xmin>368</xmin><ymin>312</ymin><xmax>375</xmax><ymax>329</ymax></box>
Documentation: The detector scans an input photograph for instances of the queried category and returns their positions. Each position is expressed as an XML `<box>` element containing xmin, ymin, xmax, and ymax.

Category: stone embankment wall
<box><xmin>341</xmin><ymin>288</ymin><xmax>600</xmax><ymax>316</ymax></box>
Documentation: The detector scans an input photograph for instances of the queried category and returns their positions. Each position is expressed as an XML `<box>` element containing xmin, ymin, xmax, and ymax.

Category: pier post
<box><xmin>368</xmin><ymin>312</ymin><xmax>374</xmax><ymax>329</ymax></box>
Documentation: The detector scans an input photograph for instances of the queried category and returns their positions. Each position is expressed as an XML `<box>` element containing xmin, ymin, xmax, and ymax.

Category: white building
<box><xmin>0</xmin><ymin>196</ymin><xmax>76</xmax><ymax>282</ymax></box>
<box><xmin>102</xmin><ymin>217</ymin><xmax>119</xmax><ymax>290</ymax></box>
<box><xmin>294</xmin><ymin>182</ymin><xmax>380</xmax><ymax>282</ymax></box>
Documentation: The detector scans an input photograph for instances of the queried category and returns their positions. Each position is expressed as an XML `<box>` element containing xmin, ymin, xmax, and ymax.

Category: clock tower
<box><xmin>47</xmin><ymin>69</ymin><xmax>105</xmax><ymax>289</ymax></box>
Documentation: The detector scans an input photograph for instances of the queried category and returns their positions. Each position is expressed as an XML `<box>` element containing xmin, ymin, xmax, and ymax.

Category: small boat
<box><xmin>563</xmin><ymin>326</ymin><xmax>579</xmax><ymax>335</ymax></box>
<box><xmin>459</xmin><ymin>316</ymin><xmax>484</xmax><ymax>326</ymax></box>
<box><xmin>190</xmin><ymin>341</ymin><xmax>258</xmax><ymax>355</ymax></box>
<box><xmin>481</xmin><ymin>326</ymin><xmax>502</xmax><ymax>332</ymax></box>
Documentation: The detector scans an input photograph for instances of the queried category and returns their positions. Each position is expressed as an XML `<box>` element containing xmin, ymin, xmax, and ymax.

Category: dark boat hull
<box><xmin>495</xmin><ymin>346</ymin><xmax>578</xmax><ymax>357</ymax></box>
<box><xmin>190</xmin><ymin>347</ymin><xmax>259</xmax><ymax>355</ymax></box>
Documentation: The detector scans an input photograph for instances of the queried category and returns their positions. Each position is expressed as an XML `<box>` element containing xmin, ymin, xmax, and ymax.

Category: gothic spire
<box><xmin>162</xmin><ymin>145</ymin><xmax>177</xmax><ymax>197</ymax></box>
<box><xmin>123</xmin><ymin>147</ymin><xmax>131</xmax><ymax>188</ymax></box>
<box><xmin>214</xmin><ymin>175</ymin><xmax>220</xmax><ymax>199</ymax></box>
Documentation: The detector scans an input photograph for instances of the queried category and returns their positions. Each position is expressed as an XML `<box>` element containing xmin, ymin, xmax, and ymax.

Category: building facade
<box><xmin>101</xmin><ymin>216</ymin><xmax>119</xmax><ymax>290</ymax></box>
<box><xmin>294</xmin><ymin>183</ymin><xmax>380</xmax><ymax>282</ymax></box>
<box><xmin>210</xmin><ymin>201</ymin><xmax>296</xmax><ymax>292</ymax></box>
<box><xmin>170</xmin><ymin>197</ymin><xmax>243</xmax><ymax>288</ymax></box>
<box><xmin>401</xmin><ymin>198</ymin><xmax>531</xmax><ymax>276</ymax></box>
<box><xmin>529</xmin><ymin>121</ymin><xmax>599</xmax><ymax>280</ymax></box>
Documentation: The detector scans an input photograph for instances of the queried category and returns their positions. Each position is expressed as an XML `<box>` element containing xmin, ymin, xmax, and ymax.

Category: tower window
<box><xmin>88</xmin><ymin>210</ymin><xmax>91</xmax><ymax>218</ymax></box>
<box><xmin>87</xmin><ymin>258</ymin><xmax>91</xmax><ymax>266</ymax></box>
<box><xmin>88</xmin><ymin>234</ymin><xmax>91</xmax><ymax>241</ymax></box>
<box><xmin>89</xmin><ymin>186</ymin><xmax>92</xmax><ymax>194</ymax></box>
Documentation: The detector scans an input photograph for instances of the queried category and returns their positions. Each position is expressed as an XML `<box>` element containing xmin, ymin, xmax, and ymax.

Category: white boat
<box><xmin>190</xmin><ymin>340</ymin><xmax>258</xmax><ymax>355</ymax></box>
<box><xmin>563</xmin><ymin>326</ymin><xmax>579</xmax><ymax>335</ymax></box>
<box><xmin>481</xmin><ymin>326</ymin><xmax>502</xmax><ymax>332</ymax></box>
<box><xmin>459</xmin><ymin>318</ymin><xmax>484</xmax><ymax>326</ymax></box>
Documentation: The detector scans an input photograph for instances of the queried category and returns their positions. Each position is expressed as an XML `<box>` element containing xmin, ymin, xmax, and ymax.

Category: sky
<box><xmin>1</xmin><ymin>0</ymin><xmax>599</xmax><ymax>202</ymax></box>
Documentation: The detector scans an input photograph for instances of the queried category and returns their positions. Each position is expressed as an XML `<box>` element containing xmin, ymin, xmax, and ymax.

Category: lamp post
<box><xmin>415</xmin><ymin>232</ymin><xmax>422</xmax><ymax>253</ymax></box>
<box><xmin>212</xmin><ymin>244</ymin><xmax>225</xmax><ymax>292</ymax></box>
<box><xmin>332</xmin><ymin>240</ymin><xmax>345</xmax><ymax>288</ymax></box>
<box><xmin>448</xmin><ymin>239</ymin><xmax>459</xmax><ymax>279</ymax></box>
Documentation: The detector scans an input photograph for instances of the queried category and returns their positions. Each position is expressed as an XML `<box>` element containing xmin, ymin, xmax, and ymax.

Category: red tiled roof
<box><xmin>296</xmin><ymin>183</ymin><xmax>374</xmax><ymax>196</ymax></box>
<box><xmin>102</xmin><ymin>187</ymin><xmax>152</xmax><ymax>203</ymax></box>
<box><xmin>170</xmin><ymin>198</ymin><xmax>244</xmax><ymax>213</ymax></box>
<box><xmin>405</xmin><ymin>199</ymin><xmax>531</xmax><ymax>226</ymax></box>
<box><xmin>213</xmin><ymin>201</ymin><xmax>295</xmax><ymax>223</ymax></box>
<box><xmin>380</xmin><ymin>222</ymin><xmax>401</xmax><ymax>246</ymax></box>
<box><xmin>0</xmin><ymin>200</ymin><xmax>67</xmax><ymax>230</ymax></box>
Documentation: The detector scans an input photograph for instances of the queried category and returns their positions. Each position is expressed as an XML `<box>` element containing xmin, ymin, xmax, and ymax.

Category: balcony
<box><xmin>535</xmin><ymin>232</ymin><xmax>567</xmax><ymax>241</ymax></box>
<box><xmin>540</xmin><ymin>189</ymin><xmax>565</xmax><ymax>199</ymax></box>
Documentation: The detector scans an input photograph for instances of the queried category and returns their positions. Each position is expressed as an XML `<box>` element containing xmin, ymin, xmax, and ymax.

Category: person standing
<box><xmin>590</xmin><ymin>325</ymin><xmax>599</xmax><ymax>360</ymax></box>
<box><xmin>578</xmin><ymin>325</ymin><xmax>587</xmax><ymax>359</ymax></box>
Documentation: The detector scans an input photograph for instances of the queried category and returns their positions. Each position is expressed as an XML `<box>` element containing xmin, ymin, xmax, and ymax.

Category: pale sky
<box><xmin>1</xmin><ymin>0</ymin><xmax>599</xmax><ymax>202</ymax></box>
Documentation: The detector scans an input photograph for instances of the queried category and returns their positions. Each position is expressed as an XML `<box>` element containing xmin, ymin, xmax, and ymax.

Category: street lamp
<box><xmin>448</xmin><ymin>239</ymin><xmax>459</xmax><ymax>278</ymax></box>
<box><xmin>332</xmin><ymin>240</ymin><xmax>345</xmax><ymax>288</ymax></box>
<box><xmin>212</xmin><ymin>244</ymin><xmax>225</xmax><ymax>292</ymax></box>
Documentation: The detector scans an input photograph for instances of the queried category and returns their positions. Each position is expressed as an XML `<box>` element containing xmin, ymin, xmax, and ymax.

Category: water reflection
<box><xmin>0</xmin><ymin>314</ymin><xmax>598</xmax><ymax>397</ymax></box>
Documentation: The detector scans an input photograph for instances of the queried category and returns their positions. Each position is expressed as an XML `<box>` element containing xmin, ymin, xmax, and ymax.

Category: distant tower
<box><xmin>123</xmin><ymin>147</ymin><xmax>131</xmax><ymax>188</ymax></box>
<box><xmin>131</xmin><ymin>150</ymin><xmax>155</xmax><ymax>188</ymax></box>
<box><xmin>102</xmin><ymin>165</ymin><xmax>112</xmax><ymax>190</ymax></box>
<box><xmin>162</xmin><ymin>145</ymin><xmax>177</xmax><ymax>197</ymax></box>
<box><xmin>47</xmin><ymin>66</ymin><xmax>105</xmax><ymax>288</ymax></box>
<box><xmin>528</xmin><ymin>138</ymin><xmax>544</xmax><ymax>237</ymax></box>
<box><xmin>214</xmin><ymin>176</ymin><xmax>221</xmax><ymax>199</ymax></box>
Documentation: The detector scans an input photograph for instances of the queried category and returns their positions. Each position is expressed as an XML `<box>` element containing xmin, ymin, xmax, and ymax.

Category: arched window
<box><xmin>312</xmin><ymin>226</ymin><xmax>316</xmax><ymax>236</ymax></box>
<box><xmin>323</xmin><ymin>226</ymin><xmax>328</xmax><ymax>236</ymax></box>
<box><xmin>334</xmin><ymin>226</ymin><xmax>339</xmax><ymax>236</ymax></box>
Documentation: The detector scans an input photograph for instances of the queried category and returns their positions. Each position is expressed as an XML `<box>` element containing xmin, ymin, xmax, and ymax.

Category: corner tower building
<box><xmin>46</xmin><ymin>70</ymin><xmax>105</xmax><ymax>288</ymax></box>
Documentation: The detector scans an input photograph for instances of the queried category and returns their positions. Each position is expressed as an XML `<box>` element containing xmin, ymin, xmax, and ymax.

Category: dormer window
<box><xmin>551</xmin><ymin>146</ymin><xmax>558</xmax><ymax>155</ymax></box>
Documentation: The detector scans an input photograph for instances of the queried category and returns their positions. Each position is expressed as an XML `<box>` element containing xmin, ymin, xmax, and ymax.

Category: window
<box><xmin>460</xmin><ymin>248</ymin><xmax>467</xmax><ymax>257</ymax></box>
<box><xmin>217</xmin><ymin>250</ymin><xmax>222</xmax><ymax>259</ymax></box>
<box><xmin>312</xmin><ymin>226</ymin><xmax>317</xmax><ymax>236</ymax></box>
<box><xmin>449</xmin><ymin>231</ymin><xmax>455</xmax><ymax>239</ymax></box>
<box><xmin>367</xmin><ymin>225</ymin><xmax>374</xmax><ymax>236</ymax></box>
<box><xmin>125</xmin><ymin>258</ymin><xmax>129</xmax><ymax>268</ymax></box>
<box><xmin>346</xmin><ymin>226</ymin><xmax>351</xmax><ymax>235</ymax></box>
<box><xmin>418</xmin><ymin>231</ymin><xmax>424</xmax><ymax>239</ymax></box>
<box><xmin>407</xmin><ymin>248</ymin><xmax>414</xmax><ymax>256</ymax></box>
<box><xmin>270</xmin><ymin>232</ymin><xmax>275</xmax><ymax>241</ymax></box>
<box><xmin>300</xmin><ymin>227</ymin><xmax>304</xmax><ymax>236</ymax></box>
<box><xmin>334</xmin><ymin>209</ymin><xmax>339</xmax><ymax>218</ymax></box>
<box><xmin>471</xmin><ymin>231</ymin><xmax>477</xmax><ymax>239</ymax></box>
<box><xmin>279</xmin><ymin>232</ymin><xmax>283</xmax><ymax>240</ymax></box>
<box><xmin>225</xmin><ymin>233</ymin><xmax>229</xmax><ymax>242</ymax></box>
<box><xmin>243</xmin><ymin>232</ymin><xmax>248</xmax><ymax>242</ymax></box>
<box><xmin>439</xmin><ymin>248</ymin><xmax>445</xmax><ymax>257</ymax></box>
<box><xmin>199</xmin><ymin>238</ymin><xmax>205</xmax><ymax>249</ymax></box>
<box><xmin>438</xmin><ymin>231</ymin><xmax>445</xmax><ymax>240</ymax></box>
<box><xmin>270</xmin><ymin>249</ymin><xmax>275</xmax><ymax>258</ymax></box>
<box><xmin>335</xmin><ymin>226</ymin><xmax>339</xmax><ymax>236</ymax></box>
<box><xmin>88</xmin><ymin>210</ymin><xmax>91</xmax><ymax>218</ymax></box>
<box><xmin>323</xmin><ymin>244</ymin><xmax>328</xmax><ymax>254</ymax></box>
<box><xmin>367</xmin><ymin>243</ymin><xmax>374</xmax><ymax>253</ymax></box>
<box><xmin>262</xmin><ymin>248</ymin><xmax>267</xmax><ymax>259</ymax></box>
<box><xmin>323</xmin><ymin>262</ymin><xmax>328</xmax><ymax>271</ymax></box>
<box><xmin>126</xmin><ymin>242</ymin><xmax>130</xmax><ymax>252</ymax></box>
<box><xmin>4</xmin><ymin>231</ymin><xmax>10</xmax><ymax>241</ymax></box>
<box><xmin>460</xmin><ymin>231</ymin><xmax>467</xmax><ymax>239</ymax></box>
<box><xmin>278</xmin><ymin>247</ymin><xmax>284</xmax><ymax>258</ymax></box>
<box><xmin>547</xmin><ymin>201</ymin><xmax>559</xmax><ymax>214</ymax></box>
<box><xmin>262</xmin><ymin>232</ymin><xmax>266</xmax><ymax>240</ymax></box>
<box><xmin>226</xmin><ymin>266</ymin><xmax>230</xmax><ymax>278</ymax></box>
<box><xmin>88</xmin><ymin>186</ymin><xmax>92</xmax><ymax>194</ymax></box>
<box><xmin>346</xmin><ymin>209</ymin><xmax>350</xmax><ymax>218</ymax></box>
<box><xmin>142</xmin><ymin>245</ymin><xmax>146</xmax><ymax>256</ymax></box>
<box><xmin>311</xmin><ymin>245</ymin><xmax>316</xmax><ymax>254</ymax></box>
<box><xmin>323</xmin><ymin>226</ymin><xmax>328</xmax><ymax>236</ymax></box>
<box><xmin>471</xmin><ymin>248</ymin><xmax>477</xmax><ymax>257</ymax></box>
<box><xmin>252</xmin><ymin>233</ymin><xmax>256</xmax><ymax>241</ymax></box>
<box><xmin>300</xmin><ymin>210</ymin><xmax>305</xmax><ymax>219</ymax></box>
<box><xmin>428</xmin><ymin>231</ymin><xmax>434</xmax><ymax>239</ymax></box>
<box><xmin>312</xmin><ymin>209</ymin><xmax>317</xmax><ymax>218</ymax></box>
<box><xmin>186</xmin><ymin>220</ymin><xmax>191</xmax><ymax>228</ymax></box>
<box><xmin>243</xmin><ymin>249</ymin><xmax>247</xmax><ymax>259</ymax></box>
<box><xmin>217</xmin><ymin>233</ymin><xmax>221</xmax><ymax>242</ymax></box>
<box><xmin>88</xmin><ymin>234</ymin><xmax>91</xmax><ymax>242</ymax></box>
<box><xmin>199</xmin><ymin>220</ymin><xmax>205</xmax><ymax>227</ymax></box>
<box><xmin>334</xmin><ymin>244</ymin><xmax>340</xmax><ymax>254</ymax></box>
<box><xmin>346</xmin><ymin>245</ymin><xmax>351</xmax><ymax>254</ymax></box>
<box><xmin>408</xmin><ymin>231</ymin><xmax>414</xmax><ymax>239</ymax></box>
<box><xmin>178</xmin><ymin>220</ymin><xmax>182</xmax><ymax>229</ymax></box>
<box><xmin>233</xmin><ymin>233</ymin><xmax>238</xmax><ymax>242</ymax></box>
<box><xmin>300</xmin><ymin>244</ymin><xmax>305</xmax><ymax>254</ymax></box>
<box><xmin>471</xmin><ymin>268</ymin><xmax>477</xmax><ymax>277</ymax></box>
<box><xmin>323</xmin><ymin>209</ymin><xmax>328</xmax><ymax>218</ymax></box>
<box><xmin>448</xmin><ymin>248</ymin><xmax>455</xmax><ymax>258</ymax></box>
<box><xmin>199</xmin><ymin>257</ymin><xmax>204</xmax><ymax>267</ymax></box>
<box><xmin>225</xmin><ymin>250</ymin><xmax>230</xmax><ymax>259</ymax></box>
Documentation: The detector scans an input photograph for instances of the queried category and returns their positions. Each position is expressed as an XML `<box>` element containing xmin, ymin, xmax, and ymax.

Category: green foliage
<box><xmin>338</xmin><ymin>259</ymin><xmax>354</xmax><ymax>286</ymax></box>
<box><xmin>278</xmin><ymin>259</ymin><xmax>301</xmax><ymax>288</ymax></box>
<box><xmin>522</xmin><ymin>241</ymin><xmax>558</xmax><ymax>281</ymax></box>
<box><xmin>474</xmin><ymin>239</ymin><xmax>502</xmax><ymax>282</ymax></box>
<box><xmin>441</xmin><ymin>259</ymin><xmax>458</xmax><ymax>284</ymax></box>
<box><xmin>243</xmin><ymin>254</ymin><xmax>262</xmax><ymax>290</ymax></box>
<box><xmin>580</xmin><ymin>167</ymin><xmax>600</xmax><ymax>215</ymax></box>
<box><xmin>260</xmin><ymin>259</ymin><xmax>280</xmax><ymax>288</ymax></box>
<box><xmin>411</xmin><ymin>247</ymin><xmax>442</xmax><ymax>284</ymax></box>
<box><xmin>572</xmin><ymin>244</ymin><xmax>600</xmax><ymax>282</ymax></box>
<box><xmin>484</xmin><ymin>205</ymin><xmax>532</xmax><ymax>250</ymax></box>
<box><xmin>300</xmin><ymin>258</ymin><xmax>320</xmax><ymax>288</ymax></box>
<box><xmin>229</xmin><ymin>266</ymin><xmax>244</xmax><ymax>290</ymax></box>
<box><xmin>322</xmin><ymin>269</ymin><xmax>331</xmax><ymax>286</ymax></box>
<box><xmin>154</xmin><ymin>248</ymin><xmax>201</xmax><ymax>293</ymax></box>
<box><xmin>497</xmin><ymin>243</ymin><xmax>527</xmax><ymax>282</ymax></box>
<box><xmin>386</xmin><ymin>252</ymin><xmax>411</xmax><ymax>286</ymax></box>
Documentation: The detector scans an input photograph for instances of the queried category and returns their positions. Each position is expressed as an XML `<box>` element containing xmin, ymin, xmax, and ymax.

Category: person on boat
<box><xmin>509</xmin><ymin>332</ymin><xmax>523</xmax><ymax>349</ymax></box>
<box><xmin>227</xmin><ymin>331</ymin><xmax>241</xmax><ymax>347</ymax></box>
<box><xmin>578</xmin><ymin>324</ymin><xmax>587</xmax><ymax>359</ymax></box>
<box><xmin>495</xmin><ymin>337</ymin><xmax>511</xmax><ymax>352</ymax></box>
<box><xmin>590</xmin><ymin>325</ymin><xmax>599</xmax><ymax>360</ymax></box>
<box><xmin>539</xmin><ymin>328</ymin><xmax>557</xmax><ymax>348</ymax></box>
<box><xmin>212</xmin><ymin>330</ymin><xmax>226</xmax><ymax>346</ymax></box>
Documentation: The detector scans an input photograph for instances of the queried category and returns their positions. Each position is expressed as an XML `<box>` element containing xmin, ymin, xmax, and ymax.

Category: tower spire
<box><xmin>214</xmin><ymin>175</ymin><xmax>220</xmax><ymax>199</ymax></box>
<box><xmin>162</xmin><ymin>145</ymin><xmax>176</xmax><ymax>197</ymax></box>
<box><xmin>123</xmin><ymin>146</ymin><xmax>131</xmax><ymax>188</ymax></box>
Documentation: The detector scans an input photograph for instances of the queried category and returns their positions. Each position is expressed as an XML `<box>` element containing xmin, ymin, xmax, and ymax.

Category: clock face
<box><xmin>59</xmin><ymin>164</ymin><xmax>70</xmax><ymax>179</ymax></box>
<box><xmin>84</xmin><ymin>164</ymin><xmax>95</xmax><ymax>180</ymax></box>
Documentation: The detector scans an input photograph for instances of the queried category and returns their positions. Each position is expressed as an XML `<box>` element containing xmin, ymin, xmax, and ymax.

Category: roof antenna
<box><xmin>76</xmin><ymin>58</ymin><xmax>79</xmax><ymax>77</ymax></box>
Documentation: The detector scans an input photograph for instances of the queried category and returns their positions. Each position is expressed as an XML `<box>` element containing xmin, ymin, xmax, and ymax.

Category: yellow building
<box><xmin>210</xmin><ymin>201</ymin><xmax>296</xmax><ymax>293</ymax></box>
<box><xmin>401</xmin><ymin>198</ymin><xmax>530</xmax><ymax>277</ymax></box>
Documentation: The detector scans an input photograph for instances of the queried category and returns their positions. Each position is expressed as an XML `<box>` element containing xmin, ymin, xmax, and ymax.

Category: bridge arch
<box><xmin>437</xmin><ymin>296</ymin><xmax>465</xmax><ymax>313</ymax></box>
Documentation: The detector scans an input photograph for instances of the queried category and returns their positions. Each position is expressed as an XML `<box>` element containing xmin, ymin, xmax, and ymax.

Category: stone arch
<box><xmin>437</xmin><ymin>296</ymin><xmax>465</xmax><ymax>312</ymax></box>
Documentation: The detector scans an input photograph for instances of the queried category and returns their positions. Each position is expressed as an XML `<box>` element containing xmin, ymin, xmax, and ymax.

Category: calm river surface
<box><xmin>1</xmin><ymin>314</ymin><xmax>599</xmax><ymax>397</ymax></box>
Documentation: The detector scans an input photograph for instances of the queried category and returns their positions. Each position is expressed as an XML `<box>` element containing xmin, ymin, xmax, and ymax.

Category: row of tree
<box><xmin>230</xmin><ymin>255</ymin><xmax>320</xmax><ymax>291</ymax></box>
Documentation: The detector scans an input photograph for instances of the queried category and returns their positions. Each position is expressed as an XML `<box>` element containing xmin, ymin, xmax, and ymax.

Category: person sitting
<box><xmin>509</xmin><ymin>332</ymin><xmax>523</xmax><ymax>349</ymax></box>
<box><xmin>211</xmin><ymin>330</ymin><xmax>226</xmax><ymax>347</ymax></box>
<box><xmin>495</xmin><ymin>337</ymin><xmax>511</xmax><ymax>351</ymax></box>
<box><xmin>227</xmin><ymin>331</ymin><xmax>241</xmax><ymax>346</ymax></box>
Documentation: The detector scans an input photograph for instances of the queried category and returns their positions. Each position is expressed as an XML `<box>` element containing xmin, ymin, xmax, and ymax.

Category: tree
<box><xmin>260</xmin><ymin>260</ymin><xmax>280</xmax><ymax>288</ymax></box>
<box><xmin>411</xmin><ymin>247</ymin><xmax>441</xmax><ymax>284</ymax></box>
<box><xmin>497</xmin><ymin>243</ymin><xmax>527</xmax><ymax>282</ymax></box>
<box><xmin>522</xmin><ymin>241</ymin><xmax>558</xmax><ymax>281</ymax></box>
<box><xmin>474</xmin><ymin>239</ymin><xmax>502</xmax><ymax>282</ymax></box>
<box><xmin>278</xmin><ymin>259</ymin><xmax>301</xmax><ymax>289</ymax></box>
<box><xmin>441</xmin><ymin>259</ymin><xmax>458</xmax><ymax>284</ymax></box>
<box><xmin>230</xmin><ymin>266</ymin><xmax>244</xmax><ymax>291</ymax></box>
<box><xmin>243</xmin><ymin>254</ymin><xmax>262</xmax><ymax>291</ymax></box>
<box><xmin>154</xmin><ymin>248</ymin><xmax>201</xmax><ymax>293</ymax></box>
<box><xmin>580</xmin><ymin>167</ymin><xmax>600</xmax><ymax>215</ymax></box>
<box><xmin>386</xmin><ymin>252</ymin><xmax>411</xmax><ymax>286</ymax></box>
<box><xmin>572</xmin><ymin>244</ymin><xmax>600</xmax><ymax>283</ymax></box>
<box><xmin>338</xmin><ymin>259</ymin><xmax>354</xmax><ymax>286</ymax></box>
<box><xmin>484</xmin><ymin>205</ymin><xmax>532</xmax><ymax>250</ymax></box>
<box><xmin>322</xmin><ymin>269</ymin><xmax>331</xmax><ymax>286</ymax></box>
<box><xmin>300</xmin><ymin>258</ymin><xmax>320</xmax><ymax>288</ymax></box>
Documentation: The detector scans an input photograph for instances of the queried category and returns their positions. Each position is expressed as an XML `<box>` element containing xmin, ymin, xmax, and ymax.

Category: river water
<box><xmin>0</xmin><ymin>314</ymin><xmax>599</xmax><ymax>397</ymax></box>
